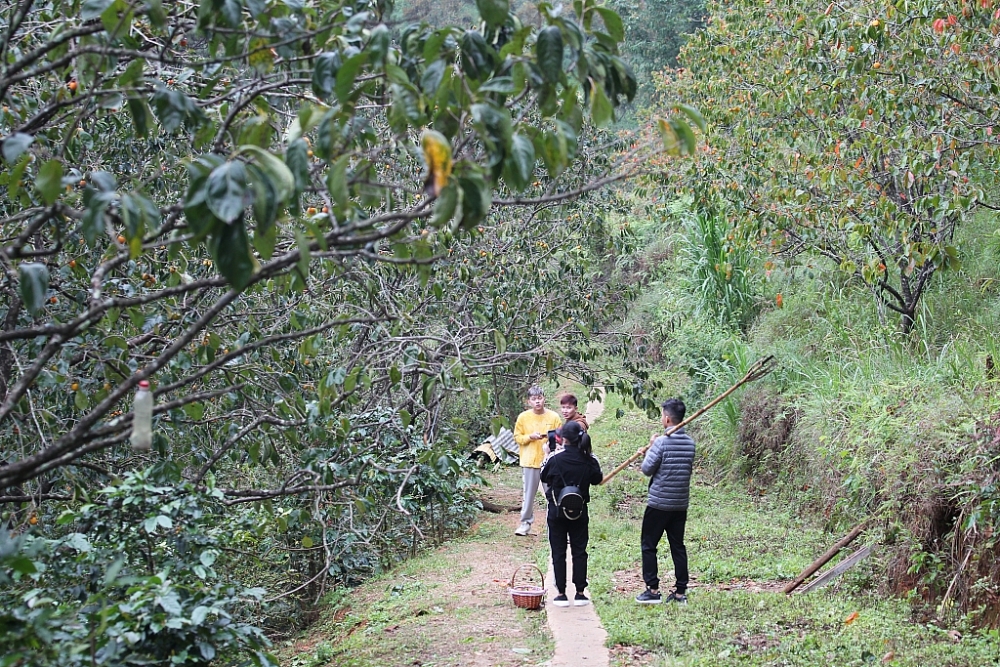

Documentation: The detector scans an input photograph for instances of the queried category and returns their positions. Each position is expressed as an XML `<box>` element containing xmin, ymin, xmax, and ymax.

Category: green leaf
<box><xmin>590</xmin><ymin>81</ymin><xmax>613</xmax><ymax>128</ymax></box>
<box><xmin>504</xmin><ymin>133</ymin><xmax>534</xmax><ymax>191</ymax></box>
<box><xmin>367</xmin><ymin>24</ymin><xmax>391</xmax><ymax>65</ymax></box>
<box><xmin>104</xmin><ymin>558</ymin><xmax>126</xmax><ymax>585</ymax></box>
<box><xmin>594</xmin><ymin>7</ymin><xmax>624</xmax><ymax>42</ymax></box>
<box><xmin>2</xmin><ymin>133</ymin><xmax>33</xmax><ymax>163</ymax></box>
<box><xmin>240</xmin><ymin>145</ymin><xmax>295</xmax><ymax>202</ymax></box>
<box><xmin>670</xmin><ymin>116</ymin><xmax>697</xmax><ymax>155</ymax></box>
<box><xmin>208</xmin><ymin>216</ymin><xmax>257</xmax><ymax>290</ymax></box>
<box><xmin>183</xmin><ymin>402</ymin><xmax>206</xmax><ymax>420</ymax></box>
<box><xmin>476</xmin><ymin>0</ymin><xmax>509</xmax><ymax>29</ymax></box>
<box><xmin>460</xmin><ymin>31</ymin><xmax>497</xmax><ymax>81</ymax></box>
<box><xmin>493</xmin><ymin>329</ymin><xmax>507</xmax><ymax>354</ymax></box>
<box><xmin>252</xmin><ymin>215</ymin><xmax>278</xmax><ymax>259</ymax></box>
<box><xmin>206</xmin><ymin>160</ymin><xmax>251</xmax><ymax>223</ymax></box>
<box><xmin>400</xmin><ymin>408</ymin><xmax>411</xmax><ymax>428</ymax></box>
<box><xmin>191</xmin><ymin>606</ymin><xmax>210</xmax><ymax>626</ymax></box>
<box><xmin>478</xmin><ymin>76</ymin><xmax>515</xmax><ymax>94</ymax></box>
<box><xmin>328</xmin><ymin>155</ymin><xmax>350</xmax><ymax>212</ymax></box>
<box><xmin>285</xmin><ymin>139</ymin><xmax>311</xmax><ymax>195</ymax></box>
<box><xmin>127</xmin><ymin>98</ymin><xmax>153</xmax><ymax>137</ymax></box>
<box><xmin>183</xmin><ymin>155</ymin><xmax>225</xmax><ymax>242</ymax></box>
<box><xmin>81</xmin><ymin>0</ymin><xmax>114</xmax><ymax>20</ymax></box>
<box><xmin>35</xmin><ymin>159</ymin><xmax>63</xmax><ymax>205</ymax></box>
<box><xmin>302</xmin><ymin>536</ymin><xmax>314</xmax><ymax>548</ymax></box>
<box><xmin>336</xmin><ymin>52</ymin><xmax>368</xmax><ymax>103</ymax></box>
<box><xmin>218</xmin><ymin>0</ymin><xmax>243</xmax><ymax>27</ymax></box>
<box><xmin>536</xmin><ymin>26</ymin><xmax>563</xmax><ymax>84</ymax></box>
<box><xmin>421</xmin><ymin>60</ymin><xmax>447</xmax><ymax>95</ymax></box>
<box><xmin>8</xmin><ymin>556</ymin><xmax>37</xmax><ymax>575</ymax></box>
<box><xmin>294</xmin><ymin>229</ymin><xmax>311</xmax><ymax>284</ymax></box>
<box><xmin>18</xmin><ymin>263</ymin><xmax>49</xmax><ymax>315</ymax></box>
<box><xmin>152</xmin><ymin>88</ymin><xmax>204</xmax><ymax>132</ymax></box>
<box><xmin>312</xmin><ymin>51</ymin><xmax>343</xmax><ymax>98</ymax></box>
<box><xmin>458</xmin><ymin>172</ymin><xmax>491</xmax><ymax>229</ymax></box>
<box><xmin>430</xmin><ymin>181</ymin><xmax>460</xmax><ymax>228</ymax></box>
<box><xmin>677</xmin><ymin>103</ymin><xmax>707</xmax><ymax>133</ymax></box>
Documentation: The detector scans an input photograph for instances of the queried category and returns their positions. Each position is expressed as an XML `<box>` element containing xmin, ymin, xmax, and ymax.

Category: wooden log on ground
<box><xmin>782</xmin><ymin>522</ymin><xmax>866</xmax><ymax>594</ymax></box>
<box><xmin>479</xmin><ymin>498</ymin><xmax>519</xmax><ymax>513</ymax></box>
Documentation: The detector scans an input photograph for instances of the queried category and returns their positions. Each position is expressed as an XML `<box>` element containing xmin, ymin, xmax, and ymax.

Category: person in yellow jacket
<box><xmin>512</xmin><ymin>385</ymin><xmax>563</xmax><ymax>536</ymax></box>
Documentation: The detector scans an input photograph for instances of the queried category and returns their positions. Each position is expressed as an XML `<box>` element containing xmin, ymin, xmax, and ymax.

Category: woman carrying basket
<box><xmin>539</xmin><ymin>419</ymin><xmax>603</xmax><ymax>607</ymax></box>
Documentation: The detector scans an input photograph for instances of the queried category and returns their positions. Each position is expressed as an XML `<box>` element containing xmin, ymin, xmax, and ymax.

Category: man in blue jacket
<box><xmin>635</xmin><ymin>398</ymin><xmax>695</xmax><ymax>604</ymax></box>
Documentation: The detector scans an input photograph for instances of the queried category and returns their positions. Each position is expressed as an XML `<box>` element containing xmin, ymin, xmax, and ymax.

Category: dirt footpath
<box><xmin>286</xmin><ymin>390</ymin><xmax>606</xmax><ymax>667</ymax></box>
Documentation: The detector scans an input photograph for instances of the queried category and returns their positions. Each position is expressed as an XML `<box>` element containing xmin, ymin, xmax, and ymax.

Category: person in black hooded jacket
<box><xmin>539</xmin><ymin>419</ymin><xmax>603</xmax><ymax>607</ymax></box>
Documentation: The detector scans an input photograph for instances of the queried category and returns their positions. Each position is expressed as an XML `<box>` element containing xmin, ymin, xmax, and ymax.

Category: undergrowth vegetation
<box><xmin>587</xmin><ymin>393</ymin><xmax>1000</xmax><ymax>666</ymax></box>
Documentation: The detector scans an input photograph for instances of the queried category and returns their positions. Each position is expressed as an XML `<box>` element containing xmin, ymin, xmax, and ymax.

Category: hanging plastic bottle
<box><xmin>130</xmin><ymin>380</ymin><xmax>153</xmax><ymax>451</ymax></box>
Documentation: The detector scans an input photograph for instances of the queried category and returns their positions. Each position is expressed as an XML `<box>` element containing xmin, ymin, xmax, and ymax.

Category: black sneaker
<box><xmin>552</xmin><ymin>594</ymin><xmax>570</xmax><ymax>607</ymax></box>
<box><xmin>635</xmin><ymin>588</ymin><xmax>662</xmax><ymax>604</ymax></box>
<box><xmin>573</xmin><ymin>593</ymin><xmax>590</xmax><ymax>606</ymax></box>
<box><xmin>665</xmin><ymin>590</ymin><xmax>687</xmax><ymax>604</ymax></box>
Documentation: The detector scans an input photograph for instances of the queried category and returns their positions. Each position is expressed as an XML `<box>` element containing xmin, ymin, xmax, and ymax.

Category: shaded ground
<box><xmin>282</xmin><ymin>469</ymin><xmax>554</xmax><ymax>667</ymax></box>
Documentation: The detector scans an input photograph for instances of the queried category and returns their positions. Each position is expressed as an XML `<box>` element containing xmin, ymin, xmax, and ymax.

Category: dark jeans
<box><xmin>640</xmin><ymin>506</ymin><xmax>688</xmax><ymax>593</ymax></box>
<box><xmin>548</xmin><ymin>512</ymin><xmax>589</xmax><ymax>595</ymax></box>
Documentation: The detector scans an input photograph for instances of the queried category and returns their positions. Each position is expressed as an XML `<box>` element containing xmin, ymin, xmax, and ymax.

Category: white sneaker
<box><xmin>514</xmin><ymin>522</ymin><xmax>530</xmax><ymax>536</ymax></box>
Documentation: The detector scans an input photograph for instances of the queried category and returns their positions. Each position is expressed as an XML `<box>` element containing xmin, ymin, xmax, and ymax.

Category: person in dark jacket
<box><xmin>635</xmin><ymin>398</ymin><xmax>696</xmax><ymax>604</ymax></box>
<box><xmin>539</xmin><ymin>419</ymin><xmax>603</xmax><ymax>607</ymax></box>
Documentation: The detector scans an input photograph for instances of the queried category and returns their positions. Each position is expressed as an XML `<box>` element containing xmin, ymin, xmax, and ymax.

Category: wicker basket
<box><xmin>508</xmin><ymin>563</ymin><xmax>546</xmax><ymax>610</ymax></box>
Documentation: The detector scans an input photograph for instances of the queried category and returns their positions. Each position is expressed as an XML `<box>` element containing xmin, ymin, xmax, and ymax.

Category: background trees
<box><xmin>674</xmin><ymin>0</ymin><xmax>1000</xmax><ymax>333</ymax></box>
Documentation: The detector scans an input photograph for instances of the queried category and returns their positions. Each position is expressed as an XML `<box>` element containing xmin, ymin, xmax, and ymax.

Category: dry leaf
<box><xmin>844</xmin><ymin>611</ymin><xmax>860</xmax><ymax>625</ymax></box>
<box><xmin>420</xmin><ymin>129</ymin><xmax>452</xmax><ymax>198</ymax></box>
<box><xmin>881</xmin><ymin>650</ymin><xmax>894</xmax><ymax>663</ymax></box>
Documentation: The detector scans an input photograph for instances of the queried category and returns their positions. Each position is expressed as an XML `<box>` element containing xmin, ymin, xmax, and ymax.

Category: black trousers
<box><xmin>547</xmin><ymin>512</ymin><xmax>590</xmax><ymax>595</ymax></box>
<box><xmin>640</xmin><ymin>506</ymin><xmax>688</xmax><ymax>593</ymax></box>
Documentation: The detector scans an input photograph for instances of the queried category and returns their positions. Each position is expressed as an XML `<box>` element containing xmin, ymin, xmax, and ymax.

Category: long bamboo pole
<box><xmin>600</xmin><ymin>355</ymin><xmax>776</xmax><ymax>485</ymax></box>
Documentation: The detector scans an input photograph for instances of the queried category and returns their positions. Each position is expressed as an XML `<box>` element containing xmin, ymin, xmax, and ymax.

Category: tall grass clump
<box><xmin>673</xmin><ymin>198</ymin><xmax>759</xmax><ymax>332</ymax></box>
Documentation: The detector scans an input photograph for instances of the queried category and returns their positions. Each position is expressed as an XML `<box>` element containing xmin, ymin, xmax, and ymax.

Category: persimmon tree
<box><xmin>0</xmin><ymin>0</ymin><xmax>702</xmax><ymax>494</ymax></box>
<box><xmin>674</xmin><ymin>0</ymin><xmax>1000</xmax><ymax>333</ymax></box>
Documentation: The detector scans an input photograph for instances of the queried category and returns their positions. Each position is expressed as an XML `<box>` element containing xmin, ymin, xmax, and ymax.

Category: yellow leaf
<box><xmin>420</xmin><ymin>129</ymin><xmax>453</xmax><ymax>198</ymax></box>
<box><xmin>248</xmin><ymin>38</ymin><xmax>275</xmax><ymax>73</ymax></box>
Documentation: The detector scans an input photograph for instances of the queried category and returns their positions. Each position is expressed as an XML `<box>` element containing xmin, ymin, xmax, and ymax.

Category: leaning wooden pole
<box><xmin>600</xmin><ymin>355</ymin><xmax>776</xmax><ymax>485</ymax></box>
<box><xmin>781</xmin><ymin>522</ymin><xmax>866</xmax><ymax>594</ymax></box>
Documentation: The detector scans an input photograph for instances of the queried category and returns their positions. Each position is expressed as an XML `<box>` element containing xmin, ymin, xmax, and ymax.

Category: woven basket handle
<box><xmin>509</xmin><ymin>563</ymin><xmax>544</xmax><ymax>588</ymax></box>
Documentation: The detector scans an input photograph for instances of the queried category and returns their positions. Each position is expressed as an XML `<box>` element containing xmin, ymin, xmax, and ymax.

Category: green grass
<box><xmin>579</xmin><ymin>392</ymin><xmax>1000</xmax><ymax>667</ymax></box>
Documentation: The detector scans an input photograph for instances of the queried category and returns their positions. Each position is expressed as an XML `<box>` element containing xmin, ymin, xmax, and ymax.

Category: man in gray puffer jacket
<box><xmin>635</xmin><ymin>398</ymin><xmax>695</xmax><ymax>604</ymax></box>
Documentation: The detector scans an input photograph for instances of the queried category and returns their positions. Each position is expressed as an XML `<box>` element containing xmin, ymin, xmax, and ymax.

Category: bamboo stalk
<box><xmin>600</xmin><ymin>355</ymin><xmax>776</xmax><ymax>485</ymax></box>
<box><xmin>781</xmin><ymin>523</ymin><xmax>866</xmax><ymax>594</ymax></box>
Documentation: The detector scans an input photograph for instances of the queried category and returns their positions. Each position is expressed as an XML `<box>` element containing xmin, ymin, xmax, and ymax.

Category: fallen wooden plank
<box><xmin>797</xmin><ymin>544</ymin><xmax>873</xmax><ymax>594</ymax></box>
<box><xmin>782</xmin><ymin>522</ymin><xmax>866</xmax><ymax>594</ymax></box>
